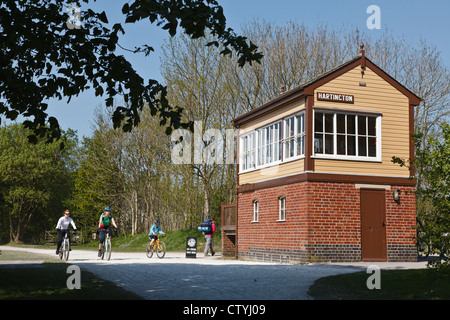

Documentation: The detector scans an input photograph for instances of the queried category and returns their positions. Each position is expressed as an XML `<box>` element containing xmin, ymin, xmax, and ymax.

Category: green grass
<box><xmin>78</xmin><ymin>228</ymin><xmax>222</xmax><ymax>253</ymax></box>
<box><xmin>308</xmin><ymin>268</ymin><xmax>450</xmax><ymax>300</ymax></box>
<box><xmin>0</xmin><ymin>250</ymin><xmax>142</xmax><ymax>300</ymax></box>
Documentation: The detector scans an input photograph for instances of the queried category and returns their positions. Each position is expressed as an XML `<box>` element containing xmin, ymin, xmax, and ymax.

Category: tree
<box><xmin>0</xmin><ymin>0</ymin><xmax>263</xmax><ymax>142</ymax></box>
<box><xmin>161</xmin><ymin>33</ymin><xmax>237</xmax><ymax>221</ymax></box>
<box><xmin>0</xmin><ymin>123</ymin><xmax>75</xmax><ymax>242</ymax></box>
<box><xmin>72</xmin><ymin>104</ymin><xmax>181</xmax><ymax>235</ymax></box>
<box><xmin>393</xmin><ymin>122</ymin><xmax>450</xmax><ymax>270</ymax></box>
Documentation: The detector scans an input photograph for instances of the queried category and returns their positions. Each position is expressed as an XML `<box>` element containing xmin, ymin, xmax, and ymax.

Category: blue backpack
<box><xmin>198</xmin><ymin>219</ymin><xmax>212</xmax><ymax>234</ymax></box>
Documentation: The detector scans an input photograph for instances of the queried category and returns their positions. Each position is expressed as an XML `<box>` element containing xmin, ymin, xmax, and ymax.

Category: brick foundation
<box><xmin>237</xmin><ymin>181</ymin><xmax>417</xmax><ymax>264</ymax></box>
<box><xmin>221</xmin><ymin>232</ymin><xmax>236</xmax><ymax>257</ymax></box>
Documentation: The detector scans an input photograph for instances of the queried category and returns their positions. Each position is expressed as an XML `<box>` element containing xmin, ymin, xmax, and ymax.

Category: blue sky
<box><xmin>8</xmin><ymin>0</ymin><xmax>450</xmax><ymax>139</ymax></box>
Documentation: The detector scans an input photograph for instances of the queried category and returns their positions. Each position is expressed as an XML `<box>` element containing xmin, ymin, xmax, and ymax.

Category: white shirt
<box><xmin>56</xmin><ymin>216</ymin><xmax>77</xmax><ymax>230</ymax></box>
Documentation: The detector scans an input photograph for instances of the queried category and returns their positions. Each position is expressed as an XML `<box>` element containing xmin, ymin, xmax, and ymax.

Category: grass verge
<box><xmin>0</xmin><ymin>250</ymin><xmax>142</xmax><ymax>300</ymax></box>
<box><xmin>78</xmin><ymin>228</ymin><xmax>221</xmax><ymax>253</ymax></box>
<box><xmin>308</xmin><ymin>268</ymin><xmax>450</xmax><ymax>300</ymax></box>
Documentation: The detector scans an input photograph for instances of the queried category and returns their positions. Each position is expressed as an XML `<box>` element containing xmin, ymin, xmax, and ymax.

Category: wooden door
<box><xmin>360</xmin><ymin>189</ymin><xmax>387</xmax><ymax>261</ymax></box>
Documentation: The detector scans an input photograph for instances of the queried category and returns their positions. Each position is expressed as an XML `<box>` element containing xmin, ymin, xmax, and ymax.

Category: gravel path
<box><xmin>0</xmin><ymin>246</ymin><xmax>428</xmax><ymax>300</ymax></box>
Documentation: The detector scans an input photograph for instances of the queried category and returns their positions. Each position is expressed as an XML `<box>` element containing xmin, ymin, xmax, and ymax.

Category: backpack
<box><xmin>198</xmin><ymin>219</ymin><xmax>213</xmax><ymax>234</ymax></box>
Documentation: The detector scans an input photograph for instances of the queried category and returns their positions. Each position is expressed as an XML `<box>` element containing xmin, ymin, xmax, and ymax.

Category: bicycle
<box><xmin>99</xmin><ymin>228</ymin><xmax>114</xmax><ymax>261</ymax></box>
<box><xmin>58</xmin><ymin>229</ymin><xmax>74</xmax><ymax>261</ymax></box>
<box><xmin>417</xmin><ymin>229</ymin><xmax>431</xmax><ymax>258</ymax></box>
<box><xmin>146</xmin><ymin>236</ymin><xmax>166</xmax><ymax>259</ymax></box>
<box><xmin>416</xmin><ymin>218</ymin><xmax>431</xmax><ymax>258</ymax></box>
<box><xmin>416</xmin><ymin>218</ymin><xmax>449</xmax><ymax>259</ymax></box>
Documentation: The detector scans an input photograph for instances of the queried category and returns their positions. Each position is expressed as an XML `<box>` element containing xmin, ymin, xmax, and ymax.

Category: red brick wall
<box><xmin>386</xmin><ymin>185</ymin><xmax>417</xmax><ymax>246</ymax></box>
<box><xmin>307</xmin><ymin>182</ymin><xmax>361</xmax><ymax>246</ymax></box>
<box><xmin>237</xmin><ymin>181</ymin><xmax>416</xmax><ymax>263</ymax></box>
<box><xmin>237</xmin><ymin>183</ymin><xmax>309</xmax><ymax>252</ymax></box>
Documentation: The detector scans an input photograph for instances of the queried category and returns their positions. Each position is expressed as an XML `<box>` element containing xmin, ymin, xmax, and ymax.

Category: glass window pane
<box><xmin>314</xmin><ymin>134</ymin><xmax>323</xmax><ymax>154</ymax></box>
<box><xmin>278</xmin><ymin>123</ymin><xmax>282</xmax><ymax>141</ymax></box>
<box><xmin>325</xmin><ymin>113</ymin><xmax>333</xmax><ymax>133</ymax></box>
<box><xmin>325</xmin><ymin>134</ymin><xmax>334</xmax><ymax>154</ymax></box>
<box><xmin>347</xmin><ymin>115</ymin><xmax>355</xmax><ymax>134</ymax></box>
<box><xmin>368</xmin><ymin>117</ymin><xmax>376</xmax><ymax>136</ymax></box>
<box><xmin>368</xmin><ymin>137</ymin><xmax>377</xmax><ymax>157</ymax></box>
<box><xmin>289</xmin><ymin>139</ymin><xmax>294</xmax><ymax>157</ymax></box>
<box><xmin>292</xmin><ymin>118</ymin><xmax>296</xmax><ymax>136</ymax></box>
<box><xmin>358</xmin><ymin>136</ymin><xmax>367</xmax><ymax>156</ymax></box>
<box><xmin>337</xmin><ymin>135</ymin><xmax>346</xmax><ymax>155</ymax></box>
<box><xmin>347</xmin><ymin>135</ymin><xmax>356</xmax><ymax>156</ymax></box>
<box><xmin>297</xmin><ymin>136</ymin><xmax>304</xmax><ymax>156</ymax></box>
<box><xmin>315</xmin><ymin>112</ymin><xmax>323</xmax><ymax>133</ymax></box>
<box><xmin>358</xmin><ymin>116</ymin><xmax>366</xmax><ymax>135</ymax></box>
<box><xmin>337</xmin><ymin>114</ymin><xmax>346</xmax><ymax>133</ymax></box>
<box><xmin>297</xmin><ymin>114</ymin><xmax>304</xmax><ymax>134</ymax></box>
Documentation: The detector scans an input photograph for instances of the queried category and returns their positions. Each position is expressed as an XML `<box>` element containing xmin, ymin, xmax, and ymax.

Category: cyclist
<box><xmin>55</xmin><ymin>209</ymin><xmax>77</xmax><ymax>255</ymax></box>
<box><xmin>98</xmin><ymin>206</ymin><xmax>118</xmax><ymax>257</ymax></box>
<box><xmin>148</xmin><ymin>219</ymin><xmax>165</xmax><ymax>247</ymax></box>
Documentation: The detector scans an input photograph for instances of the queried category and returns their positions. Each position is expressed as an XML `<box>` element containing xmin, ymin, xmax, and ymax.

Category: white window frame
<box><xmin>278</xmin><ymin>197</ymin><xmax>286</xmax><ymax>221</ymax></box>
<box><xmin>238</xmin><ymin>112</ymin><xmax>304</xmax><ymax>173</ymax></box>
<box><xmin>283</xmin><ymin>112</ymin><xmax>305</xmax><ymax>161</ymax></box>
<box><xmin>239</xmin><ymin>132</ymin><xmax>256</xmax><ymax>172</ymax></box>
<box><xmin>313</xmin><ymin>109</ymin><xmax>382</xmax><ymax>162</ymax></box>
<box><xmin>252</xmin><ymin>200</ymin><xmax>259</xmax><ymax>222</ymax></box>
<box><xmin>257</xmin><ymin>121</ymin><xmax>282</xmax><ymax>168</ymax></box>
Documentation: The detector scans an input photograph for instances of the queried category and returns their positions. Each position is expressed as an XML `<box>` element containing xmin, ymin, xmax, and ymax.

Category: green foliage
<box><xmin>0</xmin><ymin>124</ymin><xmax>77</xmax><ymax>243</ymax></box>
<box><xmin>393</xmin><ymin>122</ymin><xmax>450</xmax><ymax>270</ymax></box>
<box><xmin>0</xmin><ymin>0</ymin><xmax>262</xmax><ymax>142</ymax></box>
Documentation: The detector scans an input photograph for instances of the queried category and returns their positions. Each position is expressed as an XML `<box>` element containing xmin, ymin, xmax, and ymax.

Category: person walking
<box><xmin>203</xmin><ymin>218</ymin><xmax>215</xmax><ymax>257</ymax></box>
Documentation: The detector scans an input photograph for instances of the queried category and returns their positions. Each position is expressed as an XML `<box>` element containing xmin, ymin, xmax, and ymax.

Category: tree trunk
<box><xmin>131</xmin><ymin>189</ymin><xmax>138</xmax><ymax>236</ymax></box>
<box><xmin>203</xmin><ymin>183</ymin><xmax>210</xmax><ymax>220</ymax></box>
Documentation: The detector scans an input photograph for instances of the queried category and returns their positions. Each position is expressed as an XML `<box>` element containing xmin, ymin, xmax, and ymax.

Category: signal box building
<box><xmin>230</xmin><ymin>46</ymin><xmax>421</xmax><ymax>263</ymax></box>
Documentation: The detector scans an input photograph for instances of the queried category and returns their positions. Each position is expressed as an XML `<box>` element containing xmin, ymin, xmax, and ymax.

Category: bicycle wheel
<box><xmin>59</xmin><ymin>242</ymin><xmax>64</xmax><ymax>260</ymax></box>
<box><xmin>156</xmin><ymin>241</ymin><xmax>166</xmax><ymax>259</ymax></box>
<box><xmin>105</xmin><ymin>237</ymin><xmax>112</xmax><ymax>261</ymax></box>
<box><xmin>63</xmin><ymin>239</ymin><xmax>70</xmax><ymax>261</ymax></box>
<box><xmin>146</xmin><ymin>242</ymin><xmax>154</xmax><ymax>258</ymax></box>
<box><xmin>100</xmin><ymin>241</ymin><xmax>105</xmax><ymax>260</ymax></box>
<box><xmin>418</xmin><ymin>240</ymin><xmax>430</xmax><ymax>258</ymax></box>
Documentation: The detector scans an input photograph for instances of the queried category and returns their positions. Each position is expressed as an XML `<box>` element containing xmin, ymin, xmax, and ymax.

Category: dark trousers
<box><xmin>57</xmin><ymin>229</ymin><xmax>71</xmax><ymax>251</ymax></box>
<box><xmin>99</xmin><ymin>227</ymin><xmax>112</xmax><ymax>244</ymax></box>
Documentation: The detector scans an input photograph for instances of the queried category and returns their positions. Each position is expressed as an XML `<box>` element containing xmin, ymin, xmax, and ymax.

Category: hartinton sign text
<box><xmin>317</xmin><ymin>92</ymin><xmax>354</xmax><ymax>104</ymax></box>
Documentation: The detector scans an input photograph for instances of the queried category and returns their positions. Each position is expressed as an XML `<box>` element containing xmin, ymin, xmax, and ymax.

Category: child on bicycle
<box><xmin>148</xmin><ymin>219</ymin><xmax>165</xmax><ymax>247</ymax></box>
<box><xmin>55</xmin><ymin>209</ymin><xmax>77</xmax><ymax>255</ymax></box>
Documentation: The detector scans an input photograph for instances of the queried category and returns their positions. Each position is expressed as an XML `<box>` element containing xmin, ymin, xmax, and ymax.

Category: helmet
<box><xmin>154</xmin><ymin>219</ymin><xmax>160</xmax><ymax>225</ymax></box>
<box><xmin>104</xmin><ymin>206</ymin><xmax>111</xmax><ymax>211</ymax></box>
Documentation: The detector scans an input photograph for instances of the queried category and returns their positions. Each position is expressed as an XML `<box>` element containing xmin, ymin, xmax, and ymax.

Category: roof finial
<box><xmin>360</xmin><ymin>42</ymin><xmax>366</xmax><ymax>78</ymax></box>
